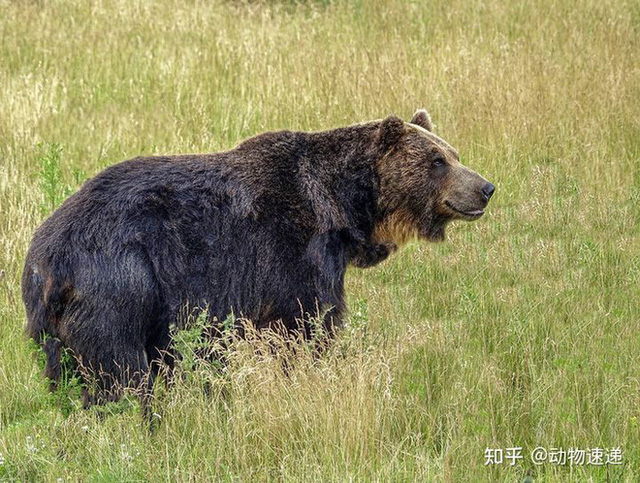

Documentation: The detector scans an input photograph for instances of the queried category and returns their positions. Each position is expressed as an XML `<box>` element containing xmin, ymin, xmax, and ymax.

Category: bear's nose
<box><xmin>481</xmin><ymin>182</ymin><xmax>495</xmax><ymax>201</ymax></box>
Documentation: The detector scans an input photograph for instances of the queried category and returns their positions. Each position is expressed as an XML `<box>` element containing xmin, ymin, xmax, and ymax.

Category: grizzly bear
<box><xmin>22</xmin><ymin>109</ymin><xmax>494</xmax><ymax>407</ymax></box>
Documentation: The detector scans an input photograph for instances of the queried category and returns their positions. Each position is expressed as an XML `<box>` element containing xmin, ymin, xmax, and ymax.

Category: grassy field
<box><xmin>0</xmin><ymin>0</ymin><xmax>638</xmax><ymax>481</ymax></box>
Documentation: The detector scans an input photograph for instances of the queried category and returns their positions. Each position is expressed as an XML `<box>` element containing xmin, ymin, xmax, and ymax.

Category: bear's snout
<box><xmin>441</xmin><ymin>164</ymin><xmax>494</xmax><ymax>222</ymax></box>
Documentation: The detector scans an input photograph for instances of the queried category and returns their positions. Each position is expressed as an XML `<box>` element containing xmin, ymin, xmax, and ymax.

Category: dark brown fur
<box><xmin>22</xmin><ymin>109</ymin><xmax>494</xmax><ymax>409</ymax></box>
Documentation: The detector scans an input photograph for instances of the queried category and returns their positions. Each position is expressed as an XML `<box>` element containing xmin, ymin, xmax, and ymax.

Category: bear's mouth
<box><xmin>444</xmin><ymin>200</ymin><xmax>485</xmax><ymax>220</ymax></box>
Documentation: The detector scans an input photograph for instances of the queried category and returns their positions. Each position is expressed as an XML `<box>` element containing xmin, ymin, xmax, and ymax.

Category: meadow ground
<box><xmin>0</xmin><ymin>0</ymin><xmax>638</xmax><ymax>481</ymax></box>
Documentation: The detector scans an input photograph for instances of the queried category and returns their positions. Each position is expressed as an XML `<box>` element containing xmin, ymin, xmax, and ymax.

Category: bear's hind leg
<box><xmin>80</xmin><ymin>344</ymin><xmax>154</xmax><ymax>419</ymax></box>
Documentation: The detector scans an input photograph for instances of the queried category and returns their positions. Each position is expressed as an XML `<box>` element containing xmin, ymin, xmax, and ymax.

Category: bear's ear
<box><xmin>410</xmin><ymin>109</ymin><xmax>433</xmax><ymax>132</ymax></box>
<box><xmin>378</xmin><ymin>115</ymin><xmax>406</xmax><ymax>152</ymax></box>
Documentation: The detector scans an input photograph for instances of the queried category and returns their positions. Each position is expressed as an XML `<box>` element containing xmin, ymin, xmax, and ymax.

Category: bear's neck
<box><xmin>300</xmin><ymin>123</ymin><xmax>384</xmax><ymax>240</ymax></box>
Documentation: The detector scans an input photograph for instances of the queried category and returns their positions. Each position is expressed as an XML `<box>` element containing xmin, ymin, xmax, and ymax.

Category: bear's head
<box><xmin>374</xmin><ymin>109</ymin><xmax>494</xmax><ymax>244</ymax></box>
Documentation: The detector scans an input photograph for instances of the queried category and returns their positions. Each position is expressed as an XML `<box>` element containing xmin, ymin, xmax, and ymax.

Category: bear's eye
<box><xmin>432</xmin><ymin>157</ymin><xmax>446</xmax><ymax>168</ymax></box>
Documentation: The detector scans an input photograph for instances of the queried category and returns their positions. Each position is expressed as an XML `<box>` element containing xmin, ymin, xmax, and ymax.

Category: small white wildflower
<box><xmin>121</xmin><ymin>444</ymin><xmax>132</xmax><ymax>462</ymax></box>
<box><xmin>0</xmin><ymin>452</ymin><xmax>5</xmax><ymax>465</ymax></box>
<box><xmin>25</xmin><ymin>436</ymin><xmax>37</xmax><ymax>454</ymax></box>
<box><xmin>81</xmin><ymin>426</ymin><xmax>89</xmax><ymax>432</ymax></box>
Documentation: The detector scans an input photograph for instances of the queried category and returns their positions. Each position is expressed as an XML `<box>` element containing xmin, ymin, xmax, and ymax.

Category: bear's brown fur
<box><xmin>22</xmin><ymin>109</ymin><xmax>494</xmax><ymax>409</ymax></box>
